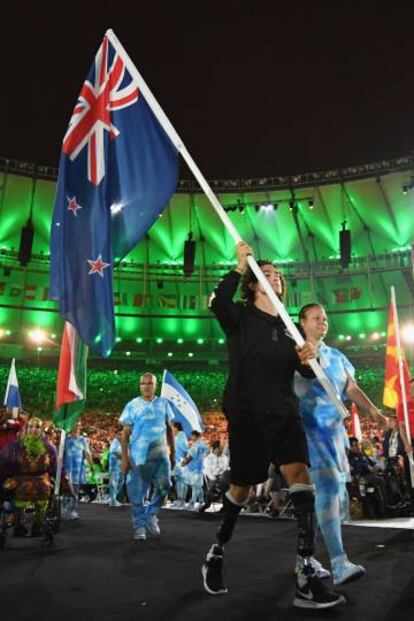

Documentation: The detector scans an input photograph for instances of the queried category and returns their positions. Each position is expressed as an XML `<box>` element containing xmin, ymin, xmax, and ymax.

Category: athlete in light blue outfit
<box><xmin>63</xmin><ymin>422</ymin><xmax>92</xmax><ymax>520</ymax></box>
<box><xmin>295</xmin><ymin>303</ymin><xmax>386</xmax><ymax>585</ymax></box>
<box><xmin>182</xmin><ymin>430</ymin><xmax>208</xmax><ymax>508</ymax></box>
<box><xmin>120</xmin><ymin>372</ymin><xmax>176</xmax><ymax>541</ymax></box>
<box><xmin>170</xmin><ymin>421</ymin><xmax>189</xmax><ymax>509</ymax></box>
<box><xmin>108</xmin><ymin>431</ymin><xmax>123</xmax><ymax>507</ymax></box>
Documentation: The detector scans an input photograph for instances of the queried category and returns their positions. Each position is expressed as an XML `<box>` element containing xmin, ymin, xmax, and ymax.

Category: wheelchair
<box><xmin>0</xmin><ymin>482</ymin><xmax>61</xmax><ymax>549</ymax></box>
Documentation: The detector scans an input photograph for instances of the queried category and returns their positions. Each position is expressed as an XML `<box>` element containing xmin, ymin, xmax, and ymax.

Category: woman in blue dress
<box><xmin>295</xmin><ymin>303</ymin><xmax>386</xmax><ymax>586</ymax></box>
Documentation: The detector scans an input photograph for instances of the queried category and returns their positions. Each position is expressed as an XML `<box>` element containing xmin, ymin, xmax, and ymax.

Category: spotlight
<box><xmin>402</xmin><ymin>324</ymin><xmax>414</xmax><ymax>343</ymax></box>
<box><xmin>371</xmin><ymin>332</ymin><xmax>380</xmax><ymax>341</ymax></box>
<box><xmin>29</xmin><ymin>328</ymin><xmax>46</xmax><ymax>344</ymax></box>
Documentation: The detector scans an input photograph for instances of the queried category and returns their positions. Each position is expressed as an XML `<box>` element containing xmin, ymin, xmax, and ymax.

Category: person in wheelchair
<box><xmin>199</xmin><ymin>440</ymin><xmax>230</xmax><ymax>512</ymax></box>
<box><xmin>0</xmin><ymin>417</ymin><xmax>57</xmax><ymax>537</ymax></box>
<box><xmin>348</xmin><ymin>437</ymin><xmax>389</xmax><ymax>519</ymax></box>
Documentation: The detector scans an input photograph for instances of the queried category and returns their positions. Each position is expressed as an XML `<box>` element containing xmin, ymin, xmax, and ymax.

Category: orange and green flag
<box><xmin>383</xmin><ymin>302</ymin><xmax>410</xmax><ymax>409</ymax></box>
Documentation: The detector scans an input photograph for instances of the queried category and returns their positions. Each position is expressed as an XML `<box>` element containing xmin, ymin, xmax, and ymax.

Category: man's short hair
<box><xmin>173</xmin><ymin>421</ymin><xmax>183</xmax><ymax>431</ymax></box>
<box><xmin>191</xmin><ymin>430</ymin><xmax>201</xmax><ymax>438</ymax></box>
<box><xmin>349</xmin><ymin>436</ymin><xmax>359</xmax><ymax>446</ymax></box>
<box><xmin>211</xmin><ymin>439</ymin><xmax>221</xmax><ymax>450</ymax></box>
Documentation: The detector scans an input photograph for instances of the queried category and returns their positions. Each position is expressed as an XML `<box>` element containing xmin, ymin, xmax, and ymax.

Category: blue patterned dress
<box><xmin>294</xmin><ymin>343</ymin><xmax>353</xmax><ymax>562</ymax></box>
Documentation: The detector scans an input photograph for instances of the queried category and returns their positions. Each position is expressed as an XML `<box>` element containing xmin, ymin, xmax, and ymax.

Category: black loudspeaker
<box><xmin>18</xmin><ymin>221</ymin><xmax>35</xmax><ymax>266</ymax></box>
<box><xmin>183</xmin><ymin>240</ymin><xmax>196</xmax><ymax>276</ymax></box>
<box><xmin>339</xmin><ymin>228</ymin><xmax>351</xmax><ymax>268</ymax></box>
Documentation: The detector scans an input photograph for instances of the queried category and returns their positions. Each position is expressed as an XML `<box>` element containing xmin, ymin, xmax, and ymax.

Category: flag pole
<box><xmin>54</xmin><ymin>423</ymin><xmax>67</xmax><ymax>497</ymax></box>
<box><xmin>391</xmin><ymin>286</ymin><xmax>414</xmax><ymax>485</ymax></box>
<box><xmin>106</xmin><ymin>29</ymin><xmax>348</xmax><ymax>420</ymax></box>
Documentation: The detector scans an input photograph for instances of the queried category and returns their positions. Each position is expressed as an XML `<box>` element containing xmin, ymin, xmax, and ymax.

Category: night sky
<box><xmin>3</xmin><ymin>1</ymin><xmax>414</xmax><ymax>179</ymax></box>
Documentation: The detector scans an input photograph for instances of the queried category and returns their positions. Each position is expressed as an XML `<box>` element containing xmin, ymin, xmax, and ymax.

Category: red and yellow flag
<box><xmin>383</xmin><ymin>303</ymin><xmax>410</xmax><ymax>409</ymax></box>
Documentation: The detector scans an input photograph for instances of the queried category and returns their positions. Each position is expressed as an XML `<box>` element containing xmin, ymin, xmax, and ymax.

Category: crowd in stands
<box><xmin>0</xmin><ymin>362</ymin><xmax>391</xmax><ymax>419</ymax></box>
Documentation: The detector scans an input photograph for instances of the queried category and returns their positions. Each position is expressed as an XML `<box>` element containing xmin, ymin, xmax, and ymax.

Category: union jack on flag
<box><xmin>50</xmin><ymin>33</ymin><xmax>178</xmax><ymax>357</ymax></box>
<box><xmin>63</xmin><ymin>36</ymin><xmax>139</xmax><ymax>186</ymax></box>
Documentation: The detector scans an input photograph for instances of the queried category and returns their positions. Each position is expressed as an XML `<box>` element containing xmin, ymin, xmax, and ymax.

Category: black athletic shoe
<box><xmin>202</xmin><ymin>544</ymin><xmax>228</xmax><ymax>595</ymax></box>
<box><xmin>294</xmin><ymin>565</ymin><xmax>346</xmax><ymax>609</ymax></box>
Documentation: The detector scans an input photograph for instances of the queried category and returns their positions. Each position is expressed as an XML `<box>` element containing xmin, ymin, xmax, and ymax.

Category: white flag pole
<box><xmin>54</xmin><ymin>428</ymin><xmax>66</xmax><ymax>497</ymax></box>
<box><xmin>106</xmin><ymin>29</ymin><xmax>348</xmax><ymax>420</ymax></box>
<box><xmin>391</xmin><ymin>286</ymin><xmax>414</xmax><ymax>485</ymax></box>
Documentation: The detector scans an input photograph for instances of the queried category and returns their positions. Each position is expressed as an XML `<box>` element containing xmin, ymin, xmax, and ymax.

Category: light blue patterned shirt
<box><xmin>294</xmin><ymin>342</ymin><xmax>355</xmax><ymax>429</ymax></box>
<box><xmin>63</xmin><ymin>435</ymin><xmax>91</xmax><ymax>485</ymax></box>
<box><xmin>187</xmin><ymin>439</ymin><xmax>208</xmax><ymax>473</ymax></box>
<box><xmin>174</xmin><ymin>431</ymin><xmax>189</xmax><ymax>462</ymax></box>
<box><xmin>109</xmin><ymin>437</ymin><xmax>122</xmax><ymax>474</ymax></box>
<box><xmin>119</xmin><ymin>396</ymin><xmax>174</xmax><ymax>466</ymax></box>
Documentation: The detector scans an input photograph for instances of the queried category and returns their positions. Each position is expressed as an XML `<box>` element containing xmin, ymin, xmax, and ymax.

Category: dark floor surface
<box><xmin>1</xmin><ymin>504</ymin><xmax>413</xmax><ymax>621</ymax></box>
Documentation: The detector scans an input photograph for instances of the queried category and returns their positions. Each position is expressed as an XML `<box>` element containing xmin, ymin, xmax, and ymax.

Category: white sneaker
<box><xmin>133</xmin><ymin>527</ymin><xmax>147</xmax><ymax>541</ymax></box>
<box><xmin>68</xmin><ymin>510</ymin><xmax>80</xmax><ymax>521</ymax></box>
<box><xmin>331</xmin><ymin>555</ymin><xmax>366</xmax><ymax>586</ymax></box>
<box><xmin>146</xmin><ymin>516</ymin><xmax>161</xmax><ymax>537</ymax></box>
<box><xmin>193</xmin><ymin>502</ymin><xmax>201</xmax><ymax>512</ymax></box>
<box><xmin>295</xmin><ymin>556</ymin><xmax>331</xmax><ymax>580</ymax></box>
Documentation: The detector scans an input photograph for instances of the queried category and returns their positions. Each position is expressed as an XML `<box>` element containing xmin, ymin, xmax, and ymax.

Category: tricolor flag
<box><xmin>383</xmin><ymin>302</ymin><xmax>410</xmax><ymax>409</ymax></box>
<box><xmin>350</xmin><ymin>403</ymin><xmax>362</xmax><ymax>441</ymax></box>
<box><xmin>50</xmin><ymin>33</ymin><xmax>178</xmax><ymax>357</ymax></box>
<box><xmin>161</xmin><ymin>370</ymin><xmax>204</xmax><ymax>438</ymax></box>
<box><xmin>54</xmin><ymin>322</ymin><xmax>88</xmax><ymax>432</ymax></box>
<box><xmin>3</xmin><ymin>359</ymin><xmax>22</xmax><ymax>410</ymax></box>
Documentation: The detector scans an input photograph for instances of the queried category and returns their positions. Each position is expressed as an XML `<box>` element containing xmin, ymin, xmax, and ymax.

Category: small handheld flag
<box><xmin>161</xmin><ymin>370</ymin><xmax>204</xmax><ymax>438</ymax></box>
<box><xmin>3</xmin><ymin>359</ymin><xmax>22</xmax><ymax>410</ymax></box>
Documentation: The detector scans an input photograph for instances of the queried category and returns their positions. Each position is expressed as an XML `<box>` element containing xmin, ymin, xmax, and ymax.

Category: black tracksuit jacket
<box><xmin>210</xmin><ymin>270</ymin><xmax>315</xmax><ymax>423</ymax></box>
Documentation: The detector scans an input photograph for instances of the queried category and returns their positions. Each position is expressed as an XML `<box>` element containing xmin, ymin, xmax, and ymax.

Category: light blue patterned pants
<box><xmin>126</xmin><ymin>457</ymin><xmax>170</xmax><ymax>530</ymax></box>
<box><xmin>306</xmin><ymin>424</ymin><xmax>350</xmax><ymax>562</ymax></box>
<box><xmin>174</xmin><ymin>465</ymin><xmax>187</xmax><ymax>500</ymax></box>
<box><xmin>109</xmin><ymin>469</ymin><xmax>124</xmax><ymax>505</ymax></box>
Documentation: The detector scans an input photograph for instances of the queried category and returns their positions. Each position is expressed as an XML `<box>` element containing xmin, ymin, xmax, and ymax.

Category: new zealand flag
<box><xmin>50</xmin><ymin>34</ymin><xmax>178</xmax><ymax>356</ymax></box>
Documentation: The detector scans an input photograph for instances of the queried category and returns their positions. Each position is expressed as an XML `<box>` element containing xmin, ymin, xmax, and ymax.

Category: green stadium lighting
<box><xmin>136</xmin><ymin>337</ymin><xmax>143</xmax><ymax>343</ymax></box>
<box><xmin>51</xmin><ymin>333</ymin><xmax>56</xmax><ymax>339</ymax></box>
<box><xmin>188</xmin><ymin>352</ymin><xmax>194</xmax><ymax>357</ymax></box>
<box><xmin>218</xmin><ymin>338</ymin><xmax>225</xmax><ymax>345</ymax></box>
<box><xmin>167</xmin><ymin>352</ymin><xmax>173</xmax><ymax>357</ymax></box>
<box><xmin>338</xmin><ymin>335</ymin><xmax>345</xmax><ymax>340</ymax></box>
<box><xmin>125</xmin><ymin>351</ymin><xmax>131</xmax><ymax>356</ymax></box>
<box><xmin>156</xmin><ymin>337</ymin><xmax>163</xmax><ymax>344</ymax></box>
<box><xmin>37</xmin><ymin>346</ymin><xmax>43</xmax><ymax>352</ymax></box>
<box><xmin>371</xmin><ymin>332</ymin><xmax>380</xmax><ymax>341</ymax></box>
<box><xmin>345</xmin><ymin>335</ymin><xmax>352</xmax><ymax>341</ymax></box>
<box><xmin>115</xmin><ymin>336</ymin><xmax>121</xmax><ymax>343</ymax></box>
<box><xmin>197</xmin><ymin>338</ymin><xmax>204</xmax><ymax>344</ymax></box>
<box><xmin>380</xmin><ymin>331</ymin><xmax>387</xmax><ymax>338</ymax></box>
<box><xmin>177</xmin><ymin>338</ymin><xmax>183</xmax><ymax>344</ymax></box>
<box><xmin>358</xmin><ymin>333</ymin><xmax>366</xmax><ymax>339</ymax></box>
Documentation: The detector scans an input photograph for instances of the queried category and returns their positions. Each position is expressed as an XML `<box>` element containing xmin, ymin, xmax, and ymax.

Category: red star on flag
<box><xmin>87</xmin><ymin>254</ymin><xmax>110</xmax><ymax>277</ymax></box>
<box><xmin>67</xmin><ymin>196</ymin><xmax>82</xmax><ymax>216</ymax></box>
